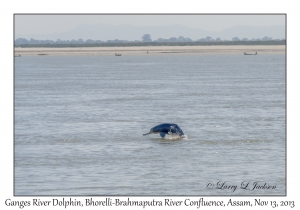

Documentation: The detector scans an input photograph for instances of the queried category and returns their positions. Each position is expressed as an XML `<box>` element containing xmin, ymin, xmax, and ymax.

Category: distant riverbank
<box><xmin>14</xmin><ymin>45</ymin><xmax>285</xmax><ymax>56</ymax></box>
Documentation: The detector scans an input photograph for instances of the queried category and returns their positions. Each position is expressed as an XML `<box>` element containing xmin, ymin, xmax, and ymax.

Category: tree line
<box><xmin>15</xmin><ymin>34</ymin><xmax>285</xmax><ymax>48</ymax></box>
<box><xmin>15</xmin><ymin>40</ymin><xmax>285</xmax><ymax>48</ymax></box>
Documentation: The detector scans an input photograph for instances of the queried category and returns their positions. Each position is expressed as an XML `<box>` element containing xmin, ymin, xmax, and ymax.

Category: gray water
<box><xmin>14</xmin><ymin>54</ymin><xmax>286</xmax><ymax>195</ymax></box>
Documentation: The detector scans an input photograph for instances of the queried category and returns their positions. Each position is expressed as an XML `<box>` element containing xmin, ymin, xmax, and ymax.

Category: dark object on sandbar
<box><xmin>115</xmin><ymin>53</ymin><xmax>122</xmax><ymax>56</ymax></box>
<box><xmin>143</xmin><ymin>123</ymin><xmax>184</xmax><ymax>138</ymax></box>
<box><xmin>14</xmin><ymin>54</ymin><xmax>21</xmax><ymax>57</ymax></box>
<box><xmin>244</xmin><ymin>52</ymin><xmax>257</xmax><ymax>55</ymax></box>
<box><xmin>38</xmin><ymin>54</ymin><xmax>48</xmax><ymax>56</ymax></box>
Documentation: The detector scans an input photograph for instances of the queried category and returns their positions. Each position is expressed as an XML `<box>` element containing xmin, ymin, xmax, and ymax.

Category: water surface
<box><xmin>15</xmin><ymin>54</ymin><xmax>285</xmax><ymax>195</ymax></box>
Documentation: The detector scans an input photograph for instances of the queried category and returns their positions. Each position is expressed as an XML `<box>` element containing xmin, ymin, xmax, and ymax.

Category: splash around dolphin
<box><xmin>143</xmin><ymin>123</ymin><xmax>184</xmax><ymax>138</ymax></box>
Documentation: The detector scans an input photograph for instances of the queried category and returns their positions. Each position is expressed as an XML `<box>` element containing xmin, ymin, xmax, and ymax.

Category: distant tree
<box><xmin>197</xmin><ymin>38</ymin><xmax>206</xmax><ymax>42</ymax></box>
<box><xmin>177</xmin><ymin>36</ymin><xmax>193</xmax><ymax>42</ymax></box>
<box><xmin>56</xmin><ymin>39</ymin><xmax>63</xmax><ymax>44</ymax></box>
<box><xmin>156</xmin><ymin>38</ymin><xmax>167</xmax><ymax>42</ymax></box>
<box><xmin>29</xmin><ymin>38</ymin><xmax>40</xmax><ymax>44</ymax></box>
<box><xmin>205</xmin><ymin>36</ymin><xmax>212</xmax><ymax>41</ymax></box>
<box><xmin>77</xmin><ymin>39</ymin><xmax>84</xmax><ymax>44</ymax></box>
<box><xmin>232</xmin><ymin>37</ymin><xmax>240</xmax><ymax>41</ymax></box>
<box><xmin>85</xmin><ymin>39</ymin><xmax>94</xmax><ymax>44</ymax></box>
<box><xmin>142</xmin><ymin>34</ymin><xmax>152</xmax><ymax>42</ymax></box>
<box><xmin>178</xmin><ymin>36</ymin><xmax>185</xmax><ymax>41</ymax></box>
<box><xmin>15</xmin><ymin>38</ymin><xmax>29</xmax><ymax>45</ymax></box>
<box><xmin>169</xmin><ymin>37</ymin><xmax>177</xmax><ymax>42</ymax></box>
<box><xmin>107</xmin><ymin>39</ymin><xmax>129</xmax><ymax>43</ymax></box>
<box><xmin>262</xmin><ymin>36</ymin><xmax>272</xmax><ymax>41</ymax></box>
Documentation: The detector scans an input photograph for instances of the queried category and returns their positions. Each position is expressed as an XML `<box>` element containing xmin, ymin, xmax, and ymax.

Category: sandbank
<box><xmin>14</xmin><ymin>45</ymin><xmax>285</xmax><ymax>56</ymax></box>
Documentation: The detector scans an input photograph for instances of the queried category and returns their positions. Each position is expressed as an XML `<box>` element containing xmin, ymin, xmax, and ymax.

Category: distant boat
<box><xmin>244</xmin><ymin>52</ymin><xmax>257</xmax><ymax>55</ymax></box>
<box><xmin>115</xmin><ymin>53</ymin><xmax>122</xmax><ymax>56</ymax></box>
<box><xmin>38</xmin><ymin>54</ymin><xmax>48</xmax><ymax>56</ymax></box>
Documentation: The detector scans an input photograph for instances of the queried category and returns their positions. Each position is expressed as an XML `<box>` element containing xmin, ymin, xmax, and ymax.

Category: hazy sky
<box><xmin>15</xmin><ymin>14</ymin><xmax>285</xmax><ymax>36</ymax></box>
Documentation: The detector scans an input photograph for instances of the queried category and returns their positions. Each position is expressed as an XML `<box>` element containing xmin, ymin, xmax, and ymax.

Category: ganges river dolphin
<box><xmin>143</xmin><ymin>123</ymin><xmax>184</xmax><ymax>138</ymax></box>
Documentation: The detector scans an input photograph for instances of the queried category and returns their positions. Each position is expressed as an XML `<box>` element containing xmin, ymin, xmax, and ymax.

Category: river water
<box><xmin>14</xmin><ymin>54</ymin><xmax>285</xmax><ymax>195</ymax></box>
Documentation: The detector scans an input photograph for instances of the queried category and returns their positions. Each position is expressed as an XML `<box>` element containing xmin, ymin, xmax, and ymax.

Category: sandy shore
<box><xmin>14</xmin><ymin>45</ymin><xmax>285</xmax><ymax>56</ymax></box>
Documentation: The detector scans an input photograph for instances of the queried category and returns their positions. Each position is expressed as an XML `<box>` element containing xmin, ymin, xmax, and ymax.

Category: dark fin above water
<box><xmin>160</xmin><ymin>132</ymin><xmax>167</xmax><ymax>138</ymax></box>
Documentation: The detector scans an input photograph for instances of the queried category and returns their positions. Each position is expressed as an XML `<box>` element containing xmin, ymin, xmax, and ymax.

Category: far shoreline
<box><xmin>14</xmin><ymin>45</ymin><xmax>285</xmax><ymax>56</ymax></box>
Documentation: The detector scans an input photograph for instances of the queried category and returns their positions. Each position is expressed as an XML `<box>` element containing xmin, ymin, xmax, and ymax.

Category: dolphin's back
<box><xmin>152</xmin><ymin>123</ymin><xmax>184</xmax><ymax>136</ymax></box>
